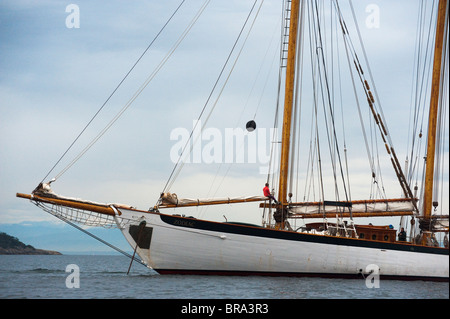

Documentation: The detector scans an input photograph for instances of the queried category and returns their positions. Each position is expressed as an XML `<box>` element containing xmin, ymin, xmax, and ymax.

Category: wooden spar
<box><xmin>260</xmin><ymin>197</ymin><xmax>415</xmax><ymax>218</ymax></box>
<box><xmin>158</xmin><ymin>197</ymin><xmax>266</xmax><ymax>208</ymax></box>
<box><xmin>422</xmin><ymin>0</ymin><xmax>448</xmax><ymax>221</ymax></box>
<box><xmin>289</xmin><ymin>211</ymin><xmax>414</xmax><ymax>219</ymax></box>
<box><xmin>270</xmin><ymin>197</ymin><xmax>414</xmax><ymax>207</ymax></box>
<box><xmin>260</xmin><ymin>198</ymin><xmax>414</xmax><ymax>208</ymax></box>
<box><xmin>278</xmin><ymin>0</ymin><xmax>300</xmax><ymax>205</ymax></box>
<box><xmin>16</xmin><ymin>192</ymin><xmax>116</xmax><ymax>216</ymax></box>
<box><xmin>17</xmin><ymin>190</ymin><xmax>266</xmax><ymax>212</ymax></box>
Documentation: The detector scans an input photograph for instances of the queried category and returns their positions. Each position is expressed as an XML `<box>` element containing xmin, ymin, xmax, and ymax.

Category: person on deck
<box><xmin>398</xmin><ymin>227</ymin><xmax>407</xmax><ymax>242</ymax></box>
<box><xmin>263</xmin><ymin>183</ymin><xmax>278</xmax><ymax>204</ymax></box>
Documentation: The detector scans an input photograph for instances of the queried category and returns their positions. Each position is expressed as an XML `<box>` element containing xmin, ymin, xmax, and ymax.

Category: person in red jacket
<box><xmin>263</xmin><ymin>183</ymin><xmax>278</xmax><ymax>204</ymax></box>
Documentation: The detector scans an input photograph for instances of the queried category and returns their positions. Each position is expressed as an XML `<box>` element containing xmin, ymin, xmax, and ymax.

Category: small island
<box><xmin>0</xmin><ymin>232</ymin><xmax>61</xmax><ymax>255</ymax></box>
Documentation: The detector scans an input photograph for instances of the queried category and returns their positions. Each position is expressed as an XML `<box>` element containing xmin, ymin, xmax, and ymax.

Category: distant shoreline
<box><xmin>0</xmin><ymin>247</ymin><xmax>62</xmax><ymax>255</ymax></box>
<box><xmin>0</xmin><ymin>232</ymin><xmax>62</xmax><ymax>255</ymax></box>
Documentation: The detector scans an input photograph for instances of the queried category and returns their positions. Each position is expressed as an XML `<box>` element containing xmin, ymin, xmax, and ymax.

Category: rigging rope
<box><xmin>54</xmin><ymin>0</ymin><xmax>211</xmax><ymax>182</ymax></box>
<box><xmin>304</xmin><ymin>0</ymin><xmax>325</xmax><ymax>204</ymax></box>
<box><xmin>332</xmin><ymin>1</ymin><xmax>416</xmax><ymax>205</ymax></box>
<box><xmin>202</xmin><ymin>7</ymin><xmax>280</xmax><ymax>209</ymax></box>
<box><xmin>47</xmin><ymin>208</ymin><xmax>148</xmax><ymax>268</ymax></box>
<box><xmin>265</xmin><ymin>0</ymin><xmax>289</xmax><ymax>195</ymax></box>
<box><xmin>39</xmin><ymin>0</ymin><xmax>199</xmax><ymax>183</ymax></box>
<box><xmin>289</xmin><ymin>0</ymin><xmax>305</xmax><ymax>200</ymax></box>
<box><xmin>161</xmin><ymin>0</ymin><xmax>261</xmax><ymax>195</ymax></box>
<box><xmin>316</xmin><ymin>0</ymin><xmax>351</xmax><ymax>204</ymax></box>
<box><xmin>302</xmin><ymin>0</ymin><xmax>351</xmax><ymax>206</ymax></box>
<box><xmin>407</xmin><ymin>1</ymin><xmax>437</xmax><ymax>186</ymax></box>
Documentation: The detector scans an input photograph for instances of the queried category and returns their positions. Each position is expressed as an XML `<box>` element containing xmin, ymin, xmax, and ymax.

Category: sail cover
<box><xmin>159</xmin><ymin>192</ymin><xmax>266</xmax><ymax>207</ymax></box>
<box><xmin>288</xmin><ymin>199</ymin><xmax>415</xmax><ymax>214</ymax></box>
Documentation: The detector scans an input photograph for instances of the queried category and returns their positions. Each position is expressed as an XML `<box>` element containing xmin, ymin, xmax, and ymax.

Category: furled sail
<box><xmin>259</xmin><ymin>198</ymin><xmax>416</xmax><ymax>218</ymax></box>
<box><xmin>288</xmin><ymin>198</ymin><xmax>415</xmax><ymax>214</ymax></box>
<box><xmin>158</xmin><ymin>192</ymin><xmax>267</xmax><ymax>208</ymax></box>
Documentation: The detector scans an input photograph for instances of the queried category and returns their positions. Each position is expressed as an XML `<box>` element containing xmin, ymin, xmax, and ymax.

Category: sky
<box><xmin>0</xmin><ymin>0</ymin><xmax>448</xmax><ymax>253</ymax></box>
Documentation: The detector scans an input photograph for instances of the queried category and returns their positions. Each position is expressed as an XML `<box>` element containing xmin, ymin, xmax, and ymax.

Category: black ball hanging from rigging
<box><xmin>246</xmin><ymin>120</ymin><xmax>256</xmax><ymax>132</ymax></box>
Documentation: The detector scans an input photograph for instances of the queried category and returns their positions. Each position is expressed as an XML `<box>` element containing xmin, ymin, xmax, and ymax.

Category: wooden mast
<box><xmin>278</xmin><ymin>0</ymin><xmax>300</xmax><ymax>205</ymax></box>
<box><xmin>422</xmin><ymin>0</ymin><xmax>447</xmax><ymax>227</ymax></box>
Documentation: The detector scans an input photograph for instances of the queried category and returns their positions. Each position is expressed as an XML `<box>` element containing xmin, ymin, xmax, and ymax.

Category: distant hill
<box><xmin>0</xmin><ymin>232</ymin><xmax>61</xmax><ymax>255</ymax></box>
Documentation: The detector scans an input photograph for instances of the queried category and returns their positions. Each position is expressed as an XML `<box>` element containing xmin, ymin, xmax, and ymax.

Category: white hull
<box><xmin>116</xmin><ymin>208</ymin><xmax>448</xmax><ymax>281</ymax></box>
<box><xmin>115</xmin><ymin>209</ymin><xmax>449</xmax><ymax>280</ymax></box>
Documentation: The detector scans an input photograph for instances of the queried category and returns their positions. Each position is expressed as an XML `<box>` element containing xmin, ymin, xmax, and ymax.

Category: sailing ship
<box><xmin>17</xmin><ymin>0</ymin><xmax>448</xmax><ymax>281</ymax></box>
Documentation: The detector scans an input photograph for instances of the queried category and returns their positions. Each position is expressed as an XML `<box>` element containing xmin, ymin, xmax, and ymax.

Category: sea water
<box><xmin>0</xmin><ymin>255</ymin><xmax>448</xmax><ymax>299</ymax></box>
